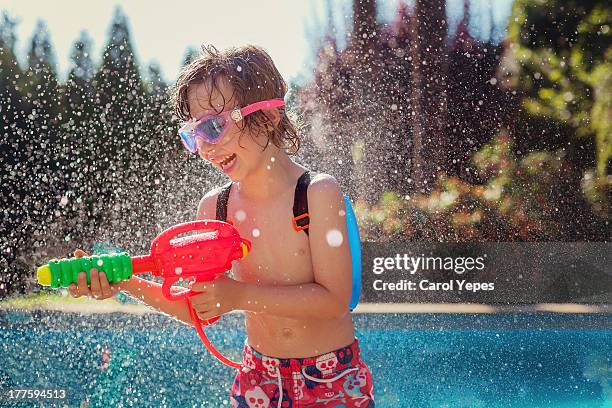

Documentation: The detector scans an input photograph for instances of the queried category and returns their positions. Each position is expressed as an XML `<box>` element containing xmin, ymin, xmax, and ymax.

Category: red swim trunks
<box><xmin>230</xmin><ymin>337</ymin><xmax>375</xmax><ymax>407</ymax></box>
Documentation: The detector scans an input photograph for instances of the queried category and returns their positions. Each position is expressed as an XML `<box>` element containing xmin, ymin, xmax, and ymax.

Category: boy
<box><xmin>70</xmin><ymin>44</ymin><xmax>374</xmax><ymax>407</ymax></box>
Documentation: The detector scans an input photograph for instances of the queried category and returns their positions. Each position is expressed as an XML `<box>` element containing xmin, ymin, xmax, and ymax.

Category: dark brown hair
<box><xmin>170</xmin><ymin>44</ymin><xmax>301</xmax><ymax>154</ymax></box>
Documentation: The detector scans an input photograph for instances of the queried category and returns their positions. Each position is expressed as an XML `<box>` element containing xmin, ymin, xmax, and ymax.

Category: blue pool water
<box><xmin>0</xmin><ymin>311</ymin><xmax>610</xmax><ymax>407</ymax></box>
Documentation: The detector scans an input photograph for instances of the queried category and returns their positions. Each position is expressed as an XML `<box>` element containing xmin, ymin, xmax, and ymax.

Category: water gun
<box><xmin>37</xmin><ymin>220</ymin><xmax>251</xmax><ymax>369</ymax></box>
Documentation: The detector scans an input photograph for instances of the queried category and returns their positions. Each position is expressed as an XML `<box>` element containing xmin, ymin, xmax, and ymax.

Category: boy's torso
<box><xmin>222</xmin><ymin>169</ymin><xmax>355</xmax><ymax>358</ymax></box>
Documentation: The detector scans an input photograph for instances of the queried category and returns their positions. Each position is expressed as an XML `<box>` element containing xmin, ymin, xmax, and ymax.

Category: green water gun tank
<box><xmin>37</xmin><ymin>253</ymin><xmax>133</xmax><ymax>288</ymax></box>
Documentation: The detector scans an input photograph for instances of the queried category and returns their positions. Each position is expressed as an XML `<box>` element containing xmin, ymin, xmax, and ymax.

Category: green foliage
<box><xmin>506</xmin><ymin>0</ymin><xmax>611</xmax><ymax>179</ymax></box>
<box><xmin>0</xmin><ymin>12</ymin><xmax>28</xmax><ymax>294</ymax></box>
<box><xmin>358</xmin><ymin>129</ymin><xmax>608</xmax><ymax>241</ymax></box>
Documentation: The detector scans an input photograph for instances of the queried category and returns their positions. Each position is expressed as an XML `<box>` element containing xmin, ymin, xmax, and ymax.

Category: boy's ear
<box><xmin>263</xmin><ymin>108</ymin><xmax>281</xmax><ymax>127</ymax></box>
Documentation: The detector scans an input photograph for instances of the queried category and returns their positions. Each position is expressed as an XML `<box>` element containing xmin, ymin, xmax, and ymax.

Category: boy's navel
<box><xmin>282</xmin><ymin>328</ymin><xmax>294</xmax><ymax>338</ymax></box>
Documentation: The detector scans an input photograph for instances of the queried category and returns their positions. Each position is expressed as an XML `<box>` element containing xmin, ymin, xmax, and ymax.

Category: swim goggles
<box><xmin>178</xmin><ymin>98</ymin><xmax>286</xmax><ymax>152</ymax></box>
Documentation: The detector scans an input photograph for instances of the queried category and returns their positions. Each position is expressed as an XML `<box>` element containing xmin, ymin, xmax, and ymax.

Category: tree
<box><xmin>408</xmin><ymin>0</ymin><xmax>449</xmax><ymax>194</ymax></box>
<box><xmin>20</xmin><ymin>20</ymin><xmax>64</xmax><ymax>248</ymax></box>
<box><xmin>0</xmin><ymin>11</ymin><xmax>28</xmax><ymax>296</ymax></box>
<box><xmin>59</xmin><ymin>30</ymin><xmax>97</xmax><ymax>242</ymax></box>
<box><xmin>65</xmin><ymin>30</ymin><xmax>95</xmax><ymax>122</ymax></box>
<box><xmin>504</xmin><ymin>0</ymin><xmax>611</xmax><ymax>212</ymax></box>
<box><xmin>181</xmin><ymin>46</ymin><xmax>198</xmax><ymax>67</ymax></box>
<box><xmin>445</xmin><ymin>0</ymin><xmax>517</xmax><ymax>184</ymax></box>
<box><xmin>89</xmin><ymin>6</ymin><xmax>146</xmax><ymax>236</ymax></box>
<box><xmin>299</xmin><ymin>0</ymin><xmax>415</xmax><ymax>202</ymax></box>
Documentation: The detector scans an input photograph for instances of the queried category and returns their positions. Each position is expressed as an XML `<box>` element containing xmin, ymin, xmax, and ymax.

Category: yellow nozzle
<box><xmin>240</xmin><ymin>242</ymin><xmax>249</xmax><ymax>259</ymax></box>
<box><xmin>37</xmin><ymin>264</ymin><xmax>52</xmax><ymax>286</ymax></box>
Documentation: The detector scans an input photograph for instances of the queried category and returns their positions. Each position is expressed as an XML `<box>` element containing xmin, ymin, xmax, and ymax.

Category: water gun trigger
<box><xmin>161</xmin><ymin>276</ymin><xmax>192</xmax><ymax>301</ymax></box>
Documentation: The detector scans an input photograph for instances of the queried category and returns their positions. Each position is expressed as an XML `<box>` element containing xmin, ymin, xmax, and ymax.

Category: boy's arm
<box><xmin>117</xmin><ymin>278</ymin><xmax>194</xmax><ymax>325</ymax></box>
<box><xmin>116</xmin><ymin>188</ymin><xmax>222</xmax><ymax>326</ymax></box>
<box><xmin>235</xmin><ymin>175</ymin><xmax>353</xmax><ymax>319</ymax></box>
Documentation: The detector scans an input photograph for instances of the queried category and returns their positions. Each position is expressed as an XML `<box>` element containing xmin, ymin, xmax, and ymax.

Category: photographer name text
<box><xmin>373</xmin><ymin>279</ymin><xmax>494</xmax><ymax>292</ymax></box>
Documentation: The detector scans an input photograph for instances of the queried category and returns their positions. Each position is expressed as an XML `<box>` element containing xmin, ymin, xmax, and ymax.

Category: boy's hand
<box><xmin>68</xmin><ymin>248</ymin><xmax>120</xmax><ymax>300</ymax></box>
<box><xmin>189</xmin><ymin>276</ymin><xmax>244</xmax><ymax>320</ymax></box>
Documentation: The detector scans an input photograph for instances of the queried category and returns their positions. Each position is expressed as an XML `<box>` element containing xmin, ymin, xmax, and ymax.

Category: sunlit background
<box><xmin>1</xmin><ymin>0</ymin><xmax>514</xmax><ymax>83</ymax></box>
<box><xmin>1</xmin><ymin>0</ymin><xmax>609</xmax><ymax>302</ymax></box>
<box><xmin>0</xmin><ymin>0</ymin><xmax>610</xmax><ymax>406</ymax></box>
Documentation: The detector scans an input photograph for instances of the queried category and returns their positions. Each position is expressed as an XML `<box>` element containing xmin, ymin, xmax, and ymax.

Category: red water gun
<box><xmin>37</xmin><ymin>220</ymin><xmax>251</xmax><ymax>369</ymax></box>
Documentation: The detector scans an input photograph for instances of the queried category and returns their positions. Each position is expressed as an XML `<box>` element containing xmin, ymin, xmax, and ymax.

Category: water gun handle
<box><xmin>188</xmin><ymin>303</ymin><xmax>239</xmax><ymax>368</ymax></box>
<box><xmin>161</xmin><ymin>276</ymin><xmax>191</xmax><ymax>301</ymax></box>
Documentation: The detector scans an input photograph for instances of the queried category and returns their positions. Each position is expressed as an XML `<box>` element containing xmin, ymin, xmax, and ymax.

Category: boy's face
<box><xmin>187</xmin><ymin>77</ymin><xmax>272</xmax><ymax>181</ymax></box>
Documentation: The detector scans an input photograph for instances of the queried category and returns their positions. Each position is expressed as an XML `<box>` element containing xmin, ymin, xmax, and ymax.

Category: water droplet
<box><xmin>252</xmin><ymin>228</ymin><xmax>260</xmax><ymax>237</ymax></box>
<box><xmin>175</xmin><ymin>267</ymin><xmax>182</xmax><ymax>275</ymax></box>
<box><xmin>235</xmin><ymin>209</ymin><xmax>246</xmax><ymax>221</ymax></box>
<box><xmin>97</xmin><ymin>259</ymin><xmax>104</xmax><ymax>267</ymax></box>
<box><xmin>326</xmin><ymin>229</ymin><xmax>343</xmax><ymax>247</ymax></box>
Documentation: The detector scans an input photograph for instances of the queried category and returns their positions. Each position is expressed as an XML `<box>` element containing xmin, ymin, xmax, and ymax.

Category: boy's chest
<box><xmin>226</xmin><ymin>196</ymin><xmax>314</xmax><ymax>285</ymax></box>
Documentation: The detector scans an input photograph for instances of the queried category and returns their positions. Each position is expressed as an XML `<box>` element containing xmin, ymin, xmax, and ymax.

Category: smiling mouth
<box><xmin>220</xmin><ymin>153</ymin><xmax>237</xmax><ymax>170</ymax></box>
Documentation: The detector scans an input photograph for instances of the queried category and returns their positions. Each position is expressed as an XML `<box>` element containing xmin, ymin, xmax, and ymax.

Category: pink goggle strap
<box><xmin>240</xmin><ymin>99</ymin><xmax>285</xmax><ymax>117</ymax></box>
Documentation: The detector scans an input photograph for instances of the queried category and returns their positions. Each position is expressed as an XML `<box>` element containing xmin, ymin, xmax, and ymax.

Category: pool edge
<box><xmin>1</xmin><ymin>301</ymin><xmax>609</xmax><ymax>314</ymax></box>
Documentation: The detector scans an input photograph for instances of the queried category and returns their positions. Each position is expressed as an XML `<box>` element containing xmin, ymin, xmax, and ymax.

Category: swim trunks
<box><xmin>230</xmin><ymin>337</ymin><xmax>375</xmax><ymax>407</ymax></box>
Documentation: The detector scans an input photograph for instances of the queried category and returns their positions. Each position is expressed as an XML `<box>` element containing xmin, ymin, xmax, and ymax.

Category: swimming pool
<box><xmin>1</xmin><ymin>310</ymin><xmax>610</xmax><ymax>407</ymax></box>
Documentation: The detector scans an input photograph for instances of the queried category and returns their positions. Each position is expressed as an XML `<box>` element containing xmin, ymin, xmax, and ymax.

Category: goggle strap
<box><xmin>240</xmin><ymin>99</ymin><xmax>285</xmax><ymax>117</ymax></box>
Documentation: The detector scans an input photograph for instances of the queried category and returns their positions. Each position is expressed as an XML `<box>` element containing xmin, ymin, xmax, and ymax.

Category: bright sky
<box><xmin>1</xmin><ymin>0</ymin><xmax>514</xmax><ymax>85</ymax></box>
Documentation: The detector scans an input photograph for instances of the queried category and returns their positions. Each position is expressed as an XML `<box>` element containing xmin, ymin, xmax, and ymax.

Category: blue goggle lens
<box><xmin>195</xmin><ymin>116</ymin><xmax>226</xmax><ymax>144</ymax></box>
<box><xmin>179</xmin><ymin>115</ymin><xmax>228</xmax><ymax>152</ymax></box>
<box><xmin>179</xmin><ymin>129</ymin><xmax>197</xmax><ymax>152</ymax></box>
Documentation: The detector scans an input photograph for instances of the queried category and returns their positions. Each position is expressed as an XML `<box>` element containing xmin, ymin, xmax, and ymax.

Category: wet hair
<box><xmin>170</xmin><ymin>44</ymin><xmax>301</xmax><ymax>154</ymax></box>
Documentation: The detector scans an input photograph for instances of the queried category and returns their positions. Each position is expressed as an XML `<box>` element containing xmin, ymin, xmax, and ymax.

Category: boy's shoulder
<box><xmin>307</xmin><ymin>171</ymin><xmax>342</xmax><ymax>196</ymax></box>
<box><xmin>196</xmin><ymin>184</ymin><xmax>228</xmax><ymax>220</ymax></box>
<box><xmin>305</xmin><ymin>172</ymin><xmax>345</xmax><ymax>216</ymax></box>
